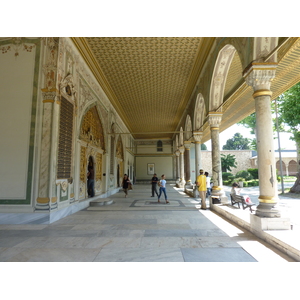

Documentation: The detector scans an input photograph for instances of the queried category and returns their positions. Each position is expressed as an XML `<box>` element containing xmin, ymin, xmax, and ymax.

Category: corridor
<box><xmin>0</xmin><ymin>184</ymin><xmax>295</xmax><ymax>262</ymax></box>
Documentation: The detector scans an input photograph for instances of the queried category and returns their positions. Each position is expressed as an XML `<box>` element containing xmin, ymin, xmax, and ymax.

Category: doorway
<box><xmin>87</xmin><ymin>156</ymin><xmax>95</xmax><ymax>197</ymax></box>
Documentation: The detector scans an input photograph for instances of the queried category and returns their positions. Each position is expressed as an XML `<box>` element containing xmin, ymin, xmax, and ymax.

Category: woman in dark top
<box><xmin>122</xmin><ymin>174</ymin><xmax>131</xmax><ymax>198</ymax></box>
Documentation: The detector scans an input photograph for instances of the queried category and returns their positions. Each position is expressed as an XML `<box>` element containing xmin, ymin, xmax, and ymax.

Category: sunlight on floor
<box><xmin>237</xmin><ymin>240</ymin><xmax>290</xmax><ymax>262</ymax></box>
<box><xmin>198</xmin><ymin>210</ymin><xmax>244</xmax><ymax>237</ymax></box>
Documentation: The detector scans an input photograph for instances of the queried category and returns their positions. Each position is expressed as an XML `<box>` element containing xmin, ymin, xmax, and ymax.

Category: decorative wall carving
<box><xmin>96</xmin><ymin>153</ymin><xmax>102</xmax><ymax>181</ymax></box>
<box><xmin>80</xmin><ymin>106</ymin><xmax>105</xmax><ymax>149</ymax></box>
<box><xmin>0</xmin><ymin>37</ymin><xmax>36</xmax><ymax>57</ymax></box>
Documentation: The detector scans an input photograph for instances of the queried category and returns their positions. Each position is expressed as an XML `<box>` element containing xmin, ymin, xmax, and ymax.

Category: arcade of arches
<box><xmin>1</xmin><ymin>37</ymin><xmax>300</xmax><ymax>230</ymax></box>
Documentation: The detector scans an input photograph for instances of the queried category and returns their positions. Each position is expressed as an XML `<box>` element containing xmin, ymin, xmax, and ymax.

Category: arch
<box><xmin>276</xmin><ymin>160</ymin><xmax>287</xmax><ymax>176</ymax></box>
<box><xmin>79</xmin><ymin>105</ymin><xmax>105</xmax><ymax>150</ymax></box>
<box><xmin>157</xmin><ymin>140</ymin><xmax>163</xmax><ymax>152</ymax></box>
<box><xmin>209</xmin><ymin>44</ymin><xmax>237</xmax><ymax>111</ymax></box>
<box><xmin>184</xmin><ymin>115</ymin><xmax>192</xmax><ymax>141</ymax></box>
<box><xmin>179</xmin><ymin>127</ymin><xmax>184</xmax><ymax>146</ymax></box>
<box><xmin>288</xmin><ymin>160</ymin><xmax>297</xmax><ymax>176</ymax></box>
<box><xmin>116</xmin><ymin>135</ymin><xmax>124</xmax><ymax>186</ymax></box>
<box><xmin>253</xmin><ymin>37</ymin><xmax>279</xmax><ymax>63</ymax></box>
<box><xmin>194</xmin><ymin>93</ymin><xmax>206</xmax><ymax>130</ymax></box>
<box><xmin>175</xmin><ymin>135</ymin><xmax>179</xmax><ymax>148</ymax></box>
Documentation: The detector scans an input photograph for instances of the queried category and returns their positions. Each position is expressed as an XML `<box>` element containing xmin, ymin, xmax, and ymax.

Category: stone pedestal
<box><xmin>250</xmin><ymin>214</ymin><xmax>290</xmax><ymax>231</ymax></box>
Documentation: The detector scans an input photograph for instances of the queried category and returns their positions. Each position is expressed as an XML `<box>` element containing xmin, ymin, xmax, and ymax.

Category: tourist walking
<box><xmin>151</xmin><ymin>173</ymin><xmax>159</xmax><ymax>197</ymax></box>
<box><xmin>158</xmin><ymin>174</ymin><xmax>169</xmax><ymax>204</ymax></box>
<box><xmin>196</xmin><ymin>169</ymin><xmax>207</xmax><ymax>209</ymax></box>
<box><xmin>205</xmin><ymin>171</ymin><xmax>211</xmax><ymax>197</ymax></box>
<box><xmin>122</xmin><ymin>174</ymin><xmax>131</xmax><ymax>198</ymax></box>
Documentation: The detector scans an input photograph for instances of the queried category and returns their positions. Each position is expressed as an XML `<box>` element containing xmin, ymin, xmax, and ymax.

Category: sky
<box><xmin>204</xmin><ymin>123</ymin><xmax>296</xmax><ymax>151</ymax></box>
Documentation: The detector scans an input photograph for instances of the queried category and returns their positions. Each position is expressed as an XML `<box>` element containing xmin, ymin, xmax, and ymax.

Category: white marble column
<box><xmin>178</xmin><ymin>146</ymin><xmax>186</xmax><ymax>188</ymax></box>
<box><xmin>175</xmin><ymin>149</ymin><xmax>180</xmax><ymax>184</ymax></box>
<box><xmin>193</xmin><ymin>131</ymin><xmax>203</xmax><ymax>175</ymax></box>
<box><xmin>243</xmin><ymin>62</ymin><xmax>281</xmax><ymax>218</ymax></box>
<box><xmin>184</xmin><ymin>141</ymin><xmax>192</xmax><ymax>188</ymax></box>
<box><xmin>208</xmin><ymin>112</ymin><xmax>227</xmax><ymax>203</ymax></box>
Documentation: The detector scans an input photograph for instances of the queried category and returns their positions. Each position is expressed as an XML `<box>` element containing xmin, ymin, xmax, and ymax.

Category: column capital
<box><xmin>243</xmin><ymin>62</ymin><xmax>277</xmax><ymax>92</ymax></box>
<box><xmin>193</xmin><ymin>131</ymin><xmax>203</xmax><ymax>143</ymax></box>
<box><xmin>208</xmin><ymin>112</ymin><xmax>223</xmax><ymax>128</ymax></box>
<box><xmin>184</xmin><ymin>141</ymin><xmax>192</xmax><ymax>149</ymax></box>
<box><xmin>41</xmin><ymin>88</ymin><xmax>59</xmax><ymax>103</ymax></box>
<box><xmin>175</xmin><ymin>149</ymin><xmax>180</xmax><ymax>157</ymax></box>
<box><xmin>178</xmin><ymin>146</ymin><xmax>185</xmax><ymax>154</ymax></box>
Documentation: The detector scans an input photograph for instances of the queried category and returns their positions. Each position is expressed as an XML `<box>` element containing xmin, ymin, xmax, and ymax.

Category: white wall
<box><xmin>135</xmin><ymin>156</ymin><xmax>173</xmax><ymax>180</ymax></box>
<box><xmin>0</xmin><ymin>48</ymin><xmax>36</xmax><ymax>199</ymax></box>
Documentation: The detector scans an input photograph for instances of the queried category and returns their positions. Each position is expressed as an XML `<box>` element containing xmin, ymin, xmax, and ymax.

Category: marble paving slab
<box><xmin>144</xmin><ymin>228</ymin><xmax>228</xmax><ymax>238</ymax></box>
<box><xmin>3</xmin><ymin>248</ymin><xmax>101</xmax><ymax>262</ymax></box>
<box><xmin>93</xmin><ymin>247</ymin><xmax>184</xmax><ymax>262</ymax></box>
<box><xmin>180</xmin><ymin>247</ymin><xmax>257</xmax><ymax>262</ymax></box>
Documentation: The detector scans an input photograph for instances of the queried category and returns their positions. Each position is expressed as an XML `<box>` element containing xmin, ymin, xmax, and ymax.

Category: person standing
<box><xmin>158</xmin><ymin>174</ymin><xmax>169</xmax><ymax>204</ymax></box>
<box><xmin>122</xmin><ymin>174</ymin><xmax>131</xmax><ymax>198</ymax></box>
<box><xmin>87</xmin><ymin>165</ymin><xmax>95</xmax><ymax>198</ymax></box>
<box><xmin>205</xmin><ymin>171</ymin><xmax>211</xmax><ymax>197</ymax></box>
<box><xmin>196</xmin><ymin>169</ymin><xmax>207</xmax><ymax>210</ymax></box>
<box><xmin>151</xmin><ymin>173</ymin><xmax>159</xmax><ymax>197</ymax></box>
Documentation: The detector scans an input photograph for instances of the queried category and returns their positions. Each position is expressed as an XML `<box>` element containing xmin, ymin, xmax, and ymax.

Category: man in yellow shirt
<box><xmin>196</xmin><ymin>169</ymin><xmax>207</xmax><ymax>210</ymax></box>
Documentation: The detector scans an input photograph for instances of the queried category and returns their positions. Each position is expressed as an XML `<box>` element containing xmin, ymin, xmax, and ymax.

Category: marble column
<box><xmin>184</xmin><ymin>141</ymin><xmax>192</xmax><ymax>188</ymax></box>
<box><xmin>175</xmin><ymin>149</ymin><xmax>180</xmax><ymax>184</ymax></box>
<box><xmin>178</xmin><ymin>146</ymin><xmax>186</xmax><ymax>188</ymax></box>
<box><xmin>208</xmin><ymin>112</ymin><xmax>227</xmax><ymax>203</ymax></box>
<box><xmin>36</xmin><ymin>38</ymin><xmax>59</xmax><ymax>211</ymax></box>
<box><xmin>243</xmin><ymin>62</ymin><xmax>281</xmax><ymax>218</ymax></box>
<box><xmin>193</xmin><ymin>131</ymin><xmax>203</xmax><ymax>174</ymax></box>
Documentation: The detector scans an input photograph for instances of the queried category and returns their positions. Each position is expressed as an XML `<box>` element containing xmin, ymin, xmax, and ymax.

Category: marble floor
<box><xmin>0</xmin><ymin>184</ymin><xmax>296</xmax><ymax>262</ymax></box>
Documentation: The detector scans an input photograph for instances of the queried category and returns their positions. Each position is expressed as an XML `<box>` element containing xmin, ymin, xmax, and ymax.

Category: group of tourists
<box><xmin>150</xmin><ymin>173</ymin><xmax>169</xmax><ymax>204</ymax></box>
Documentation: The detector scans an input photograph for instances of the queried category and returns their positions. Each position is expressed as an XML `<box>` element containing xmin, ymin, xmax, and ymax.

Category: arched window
<box><xmin>157</xmin><ymin>140</ymin><xmax>163</xmax><ymax>152</ymax></box>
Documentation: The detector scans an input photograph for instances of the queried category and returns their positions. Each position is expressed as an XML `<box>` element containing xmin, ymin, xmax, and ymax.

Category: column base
<box><xmin>177</xmin><ymin>180</ymin><xmax>186</xmax><ymax>188</ymax></box>
<box><xmin>210</xmin><ymin>188</ymin><xmax>228</xmax><ymax>204</ymax></box>
<box><xmin>255</xmin><ymin>202</ymin><xmax>281</xmax><ymax>218</ymax></box>
<box><xmin>250</xmin><ymin>214</ymin><xmax>290</xmax><ymax>231</ymax></box>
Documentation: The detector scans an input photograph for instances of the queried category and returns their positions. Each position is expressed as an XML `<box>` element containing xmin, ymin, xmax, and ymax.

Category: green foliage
<box><xmin>221</xmin><ymin>154</ymin><xmax>237</xmax><ymax>172</ymax></box>
<box><xmin>222</xmin><ymin>172</ymin><xmax>233</xmax><ymax>181</ymax></box>
<box><xmin>235</xmin><ymin>170</ymin><xmax>253</xmax><ymax>181</ymax></box>
<box><xmin>277</xmin><ymin>88</ymin><xmax>300</xmax><ymax>147</ymax></box>
<box><xmin>238</xmin><ymin>113</ymin><xmax>256</xmax><ymax>135</ymax></box>
<box><xmin>222</xmin><ymin>132</ymin><xmax>252</xmax><ymax>150</ymax></box>
<box><xmin>201</xmin><ymin>143</ymin><xmax>207</xmax><ymax>150</ymax></box>
<box><xmin>247</xmin><ymin>168</ymin><xmax>258</xmax><ymax>179</ymax></box>
<box><xmin>247</xmin><ymin>180</ymin><xmax>259</xmax><ymax>186</ymax></box>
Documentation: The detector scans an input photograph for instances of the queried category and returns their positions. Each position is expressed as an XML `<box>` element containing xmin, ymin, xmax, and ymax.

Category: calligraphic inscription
<box><xmin>57</xmin><ymin>97</ymin><xmax>74</xmax><ymax>179</ymax></box>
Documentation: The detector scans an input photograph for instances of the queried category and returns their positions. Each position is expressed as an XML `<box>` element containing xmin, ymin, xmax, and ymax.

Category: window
<box><xmin>57</xmin><ymin>97</ymin><xmax>73</xmax><ymax>179</ymax></box>
<box><xmin>157</xmin><ymin>140</ymin><xmax>163</xmax><ymax>152</ymax></box>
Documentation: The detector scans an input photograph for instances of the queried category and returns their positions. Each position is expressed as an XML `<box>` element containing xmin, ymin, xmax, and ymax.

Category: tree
<box><xmin>277</xmin><ymin>84</ymin><xmax>300</xmax><ymax>192</ymax></box>
<box><xmin>237</xmin><ymin>113</ymin><xmax>257</xmax><ymax>149</ymax></box>
<box><xmin>222</xmin><ymin>132</ymin><xmax>252</xmax><ymax>150</ymax></box>
<box><xmin>201</xmin><ymin>143</ymin><xmax>207</xmax><ymax>150</ymax></box>
<box><xmin>221</xmin><ymin>153</ymin><xmax>237</xmax><ymax>172</ymax></box>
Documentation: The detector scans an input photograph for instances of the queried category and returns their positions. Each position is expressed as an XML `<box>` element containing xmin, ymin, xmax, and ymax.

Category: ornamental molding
<box><xmin>208</xmin><ymin>112</ymin><xmax>223</xmax><ymax>127</ymax></box>
<box><xmin>0</xmin><ymin>37</ymin><xmax>36</xmax><ymax>57</ymax></box>
<box><xmin>243</xmin><ymin>63</ymin><xmax>277</xmax><ymax>91</ymax></box>
<box><xmin>193</xmin><ymin>131</ymin><xmax>203</xmax><ymax>143</ymax></box>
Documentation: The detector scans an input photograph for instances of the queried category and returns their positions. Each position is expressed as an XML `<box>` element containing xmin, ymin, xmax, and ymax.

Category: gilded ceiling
<box><xmin>83</xmin><ymin>37</ymin><xmax>212</xmax><ymax>139</ymax></box>
<box><xmin>72</xmin><ymin>37</ymin><xmax>300</xmax><ymax>143</ymax></box>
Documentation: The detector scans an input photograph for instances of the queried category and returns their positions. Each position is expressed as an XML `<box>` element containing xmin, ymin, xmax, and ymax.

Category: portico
<box><xmin>1</xmin><ymin>37</ymin><xmax>300</xmax><ymax>233</ymax></box>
